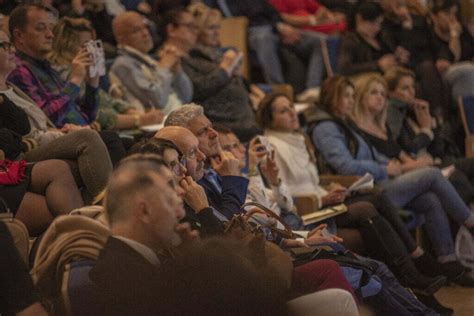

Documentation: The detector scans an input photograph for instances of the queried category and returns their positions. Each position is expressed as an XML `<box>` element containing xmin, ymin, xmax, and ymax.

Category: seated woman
<box><xmin>0</xmin><ymin>31</ymin><xmax>112</xmax><ymax>202</ymax></box>
<box><xmin>256</xmin><ymin>93</ymin><xmax>448</xmax><ymax>296</ymax></box>
<box><xmin>48</xmin><ymin>17</ymin><xmax>164</xmax><ymax>131</ymax></box>
<box><xmin>369</xmin><ymin>67</ymin><xmax>474</xmax><ymax>204</ymax></box>
<box><xmin>337</xmin><ymin>2</ymin><xmax>409</xmax><ymax>76</ymax></box>
<box><xmin>310</xmin><ymin>75</ymin><xmax>474</xmax><ymax>286</ymax></box>
<box><xmin>0</xmin><ymin>158</ymin><xmax>83</xmax><ymax>236</ymax></box>
<box><xmin>183</xmin><ymin>4</ymin><xmax>261</xmax><ymax>142</ymax></box>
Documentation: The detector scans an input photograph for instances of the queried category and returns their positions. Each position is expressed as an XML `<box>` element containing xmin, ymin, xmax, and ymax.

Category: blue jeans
<box><xmin>360</xmin><ymin>258</ymin><xmax>437</xmax><ymax>316</ymax></box>
<box><xmin>381</xmin><ymin>167</ymin><xmax>471</xmax><ymax>257</ymax></box>
<box><xmin>247</xmin><ymin>26</ymin><xmax>325</xmax><ymax>88</ymax></box>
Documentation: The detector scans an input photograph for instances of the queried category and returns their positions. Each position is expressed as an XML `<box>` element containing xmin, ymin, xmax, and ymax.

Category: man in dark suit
<box><xmin>163</xmin><ymin>104</ymin><xmax>249</xmax><ymax>221</ymax></box>
<box><xmin>89</xmin><ymin>158</ymin><xmax>189</xmax><ymax>315</ymax></box>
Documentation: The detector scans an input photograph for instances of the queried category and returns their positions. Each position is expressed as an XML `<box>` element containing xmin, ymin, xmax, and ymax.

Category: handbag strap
<box><xmin>240</xmin><ymin>201</ymin><xmax>298</xmax><ymax>240</ymax></box>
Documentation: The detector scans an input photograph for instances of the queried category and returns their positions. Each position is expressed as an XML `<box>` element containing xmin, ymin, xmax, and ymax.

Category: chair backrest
<box><xmin>457</xmin><ymin>96</ymin><xmax>474</xmax><ymax>157</ymax></box>
<box><xmin>220</xmin><ymin>16</ymin><xmax>250</xmax><ymax>79</ymax></box>
<box><xmin>0</xmin><ymin>212</ymin><xmax>29</xmax><ymax>267</ymax></box>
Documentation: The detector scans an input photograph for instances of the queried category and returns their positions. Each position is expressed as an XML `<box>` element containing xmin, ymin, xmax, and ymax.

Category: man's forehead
<box><xmin>27</xmin><ymin>7</ymin><xmax>55</xmax><ymax>22</ymax></box>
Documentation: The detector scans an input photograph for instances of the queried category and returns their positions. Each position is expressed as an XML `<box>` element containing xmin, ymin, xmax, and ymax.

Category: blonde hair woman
<box><xmin>48</xmin><ymin>17</ymin><xmax>163</xmax><ymax>131</ymax></box>
<box><xmin>351</xmin><ymin>74</ymin><xmax>434</xmax><ymax>174</ymax></box>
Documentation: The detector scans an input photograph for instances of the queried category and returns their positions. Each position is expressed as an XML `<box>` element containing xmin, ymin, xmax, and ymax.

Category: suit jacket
<box><xmin>198</xmin><ymin>171</ymin><xmax>249</xmax><ymax>220</ymax></box>
<box><xmin>88</xmin><ymin>237</ymin><xmax>164</xmax><ymax>316</ymax></box>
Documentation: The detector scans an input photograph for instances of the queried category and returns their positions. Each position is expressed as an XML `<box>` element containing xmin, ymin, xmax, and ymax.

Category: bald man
<box><xmin>110</xmin><ymin>11</ymin><xmax>193</xmax><ymax>113</ymax></box>
<box><xmin>156</xmin><ymin>125</ymin><xmax>248</xmax><ymax>221</ymax></box>
<box><xmin>155</xmin><ymin>126</ymin><xmax>226</xmax><ymax>234</ymax></box>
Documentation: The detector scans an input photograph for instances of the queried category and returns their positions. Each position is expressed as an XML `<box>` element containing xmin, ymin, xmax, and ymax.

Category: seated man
<box><xmin>110</xmin><ymin>11</ymin><xmax>193</xmax><ymax>114</ymax></box>
<box><xmin>89</xmin><ymin>157</ymin><xmax>189</xmax><ymax>315</ymax></box>
<box><xmin>7</xmin><ymin>4</ymin><xmax>99</xmax><ymax>128</ymax></box>
<box><xmin>163</xmin><ymin>103</ymin><xmax>248</xmax><ymax>220</ymax></box>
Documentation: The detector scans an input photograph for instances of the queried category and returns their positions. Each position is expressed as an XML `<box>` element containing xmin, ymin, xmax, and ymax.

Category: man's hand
<box><xmin>210</xmin><ymin>151</ymin><xmax>241</xmax><ymax>176</ymax></box>
<box><xmin>180</xmin><ymin>176</ymin><xmax>209</xmax><ymax>213</ymax></box>
<box><xmin>306</xmin><ymin>223</ymin><xmax>343</xmax><ymax>245</ymax></box>
<box><xmin>277</xmin><ymin>23</ymin><xmax>301</xmax><ymax>45</ymax></box>
<box><xmin>139</xmin><ymin>109</ymin><xmax>165</xmax><ymax>126</ymax></box>
<box><xmin>69</xmin><ymin>48</ymin><xmax>92</xmax><ymax>86</ymax></box>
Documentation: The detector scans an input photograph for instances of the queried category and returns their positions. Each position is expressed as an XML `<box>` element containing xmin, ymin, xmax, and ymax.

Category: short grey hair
<box><xmin>164</xmin><ymin>103</ymin><xmax>204</xmax><ymax>127</ymax></box>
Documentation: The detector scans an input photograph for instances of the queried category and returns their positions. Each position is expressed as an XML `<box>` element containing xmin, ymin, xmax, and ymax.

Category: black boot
<box><xmin>359</xmin><ymin>216</ymin><xmax>446</xmax><ymax>295</ymax></box>
<box><xmin>416</xmin><ymin>294</ymin><xmax>454</xmax><ymax>316</ymax></box>
<box><xmin>414</xmin><ymin>253</ymin><xmax>465</xmax><ymax>282</ymax></box>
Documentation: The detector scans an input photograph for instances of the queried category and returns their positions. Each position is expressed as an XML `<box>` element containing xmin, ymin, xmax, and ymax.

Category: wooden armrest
<box><xmin>319</xmin><ymin>175</ymin><xmax>361</xmax><ymax>188</ymax></box>
<box><xmin>293</xmin><ymin>194</ymin><xmax>319</xmax><ymax>216</ymax></box>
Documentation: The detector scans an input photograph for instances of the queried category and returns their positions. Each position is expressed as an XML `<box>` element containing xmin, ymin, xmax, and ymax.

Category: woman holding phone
<box><xmin>179</xmin><ymin>3</ymin><xmax>262</xmax><ymax>142</ymax></box>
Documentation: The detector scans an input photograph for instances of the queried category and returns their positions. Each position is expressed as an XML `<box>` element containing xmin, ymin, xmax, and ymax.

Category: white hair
<box><xmin>164</xmin><ymin>103</ymin><xmax>204</xmax><ymax>127</ymax></box>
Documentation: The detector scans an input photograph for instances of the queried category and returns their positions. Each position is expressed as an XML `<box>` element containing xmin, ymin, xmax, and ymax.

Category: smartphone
<box><xmin>256</xmin><ymin>135</ymin><xmax>272</xmax><ymax>153</ymax></box>
<box><xmin>228</xmin><ymin>52</ymin><xmax>243</xmax><ymax>74</ymax></box>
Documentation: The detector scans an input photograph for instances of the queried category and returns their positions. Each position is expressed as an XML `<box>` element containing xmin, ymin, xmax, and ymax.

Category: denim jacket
<box><xmin>312</xmin><ymin>119</ymin><xmax>390</xmax><ymax>183</ymax></box>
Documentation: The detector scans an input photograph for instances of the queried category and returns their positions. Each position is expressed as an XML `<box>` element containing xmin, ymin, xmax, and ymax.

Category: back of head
<box><xmin>129</xmin><ymin>137</ymin><xmax>183</xmax><ymax>157</ymax></box>
<box><xmin>164</xmin><ymin>103</ymin><xmax>204</xmax><ymax>128</ymax></box>
<box><xmin>160</xmin><ymin>237</ymin><xmax>288</xmax><ymax>315</ymax></box>
<box><xmin>104</xmin><ymin>155</ymin><xmax>165</xmax><ymax>225</ymax></box>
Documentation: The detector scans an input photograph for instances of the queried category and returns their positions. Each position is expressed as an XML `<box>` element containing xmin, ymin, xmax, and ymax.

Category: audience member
<box><xmin>384</xmin><ymin>67</ymin><xmax>474</xmax><ymax>204</ymax></box>
<box><xmin>208</xmin><ymin>0</ymin><xmax>326</xmax><ymax>98</ymax></box>
<box><xmin>89</xmin><ymin>155</ymin><xmax>192</xmax><ymax>315</ymax></box>
<box><xmin>6</xmin><ymin>4</ymin><xmax>126</xmax><ymax>165</ymax></box>
<box><xmin>8</xmin><ymin>4</ymin><xmax>99</xmax><ymax>127</ymax></box>
<box><xmin>256</xmin><ymin>91</ymin><xmax>448</xmax><ymax>295</ymax></box>
<box><xmin>0</xmin><ymin>159</ymin><xmax>83</xmax><ymax>236</ymax></box>
<box><xmin>338</xmin><ymin>2</ymin><xmax>410</xmax><ymax>76</ymax></box>
<box><xmin>183</xmin><ymin>4</ymin><xmax>261</xmax><ymax>141</ymax></box>
<box><xmin>430</xmin><ymin>0</ymin><xmax>474</xmax><ymax>99</ymax></box>
<box><xmin>0</xmin><ymin>29</ymin><xmax>112</xmax><ymax>201</ymax></box>
<box><xmin>111</xmin><ymin>11</ymin><xmax>192</xmax><ymax>114</ymax></box>
<box><xmin>131</xmin><ymin>134</ymin><xmax>225</xmax><ymax>236</ymax></box>
<box><xmin>310</xmin><ymin>75</ymin><xmax>474</xmax><ymax>286</ymax></box>
<box><xmin>164</xmin><ymin>104</ymin><xmax>249</xmax><ymax>220</ymax></box>
<box><xmin>49</xmin><ymin>17</ymin><xmax>164</xmax><ymax>130</ymax></box>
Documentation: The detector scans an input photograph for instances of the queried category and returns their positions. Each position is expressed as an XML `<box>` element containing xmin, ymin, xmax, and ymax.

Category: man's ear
<box><xmin>134</xmin><ymin>200</ymin><xmax>152</xmax><ymax>224</ymax></box>
<box><xmin>12</xmin><ymin>28</ymin><xmax>23</xmax><ymax>44</ymax></box>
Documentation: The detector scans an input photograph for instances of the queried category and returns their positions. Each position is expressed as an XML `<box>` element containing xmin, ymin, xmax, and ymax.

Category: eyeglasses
<box><xmin>169</xmin><ymin>157</ymin><xmax>187</xmax><ymax>176</ymax></box>
<box><xmin>0</xmin><ymin>42</ymin><xmax>14</xmax><ymax>52</ymax></box>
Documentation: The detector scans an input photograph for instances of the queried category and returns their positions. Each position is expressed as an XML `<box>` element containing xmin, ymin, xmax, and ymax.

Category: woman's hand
<box><xmin>139</xmin><ymin>109</ymin><xmax>165</xmax><ymax>126</ymax></box>
<box><xmin>306</xmin><ymin>223</ymin><xmax>343</xmax><ymax>245</ymax></box>
<box><xmin>321</xmin><ymin>189</ymin><xmax>346</xmax><ymax>207</ymax></box>
<box><xmin>386</xmin><ymin>159</ymin><xmax>402</xmax><ymax>177</ymax></box>
<box><xmin>247</xmin><ymin>137</ymin><xmax>268</xmax><ymax>172</ymax></box>
<box><xmin>260</xmin><ymin>151</ymin><xmax>281</xmax><ymax>186</ymax></box>
<box><xmin>413</xmin><ymin>99</ymin><xmax>432</xmax><ymax>129</ymax></box>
